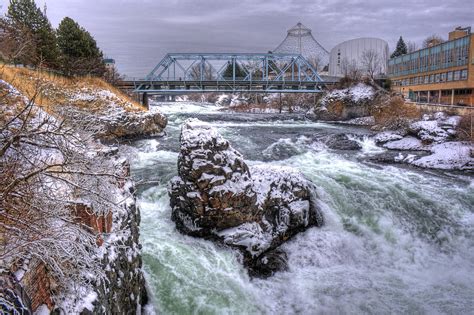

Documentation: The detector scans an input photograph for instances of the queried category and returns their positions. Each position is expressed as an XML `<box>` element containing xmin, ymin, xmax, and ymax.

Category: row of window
<box><xmin>388</xmin><ymin>36</ymin><xmax>470</xmax><ymax>76</ymax></box>
<box><xmin>392</xmin><ymin>69</ymin><xmax>468</xmax><ymax>86</ymax></box>
<box><xmin>440</xmin><ymin>89</ymin><xmax>473</xmax><ymax>96</ymax></box>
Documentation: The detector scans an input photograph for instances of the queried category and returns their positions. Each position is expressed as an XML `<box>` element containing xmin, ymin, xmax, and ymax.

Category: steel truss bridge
<box><xmin>118</xmin><ymin>53</ymin><xmax>332</xmax><ymax>105</ymax></box>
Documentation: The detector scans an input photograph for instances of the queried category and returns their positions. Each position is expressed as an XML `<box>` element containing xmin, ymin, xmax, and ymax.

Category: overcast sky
<box><xmin>3</xmin><ymin>0</ymin><xmax>473</xmax><ymax>77</ymax></box>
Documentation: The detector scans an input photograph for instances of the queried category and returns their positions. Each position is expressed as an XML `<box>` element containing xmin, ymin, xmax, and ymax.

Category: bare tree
<box><xmin>407</xmin><ymin>41</ymin><xmax>419</xmax><ymax>53</ymax></box>
<box><xmin>361</xmin><ymin>49</ymin><xmax>382</xmax><ymax>81</ymax></box>
<box><xmin>244</xmin><ymin>60</ymin><xmax>263</xmax><ymax>80</ymax></box>
<box><xmin>103</xmin><ymin>64</ymin><xmax>124</xmax><ymax>86</ymax></box>
<box><xmin>189</xmin><ymin>62</ymin><xmax>214</xmax><ymax>81</ymax></box>
<box><xmin>422</xmin><ymin>34</ymin><xmax>444</xmax><ymax>48</ymax></box>
<box><xmin>0</xmin><ymin>73</ymin><xmax>126</xmax><ymax>293</ymax></box>
<box><xmin>340</xmin><ymin>57</ymin><xmax>362</xmax><ymax>81</ymax></box>
<box><xmin>307</xmin><ymin>55</ymin><xmax>322</xmax><ymax>71</ymax></box>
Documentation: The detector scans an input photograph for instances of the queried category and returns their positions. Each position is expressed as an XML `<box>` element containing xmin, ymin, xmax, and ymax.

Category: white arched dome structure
<box><xmin>329</xmin><ymin>38</ymin><xmax>389</xmax><ymax>77</ymax></box>
<box><xmin>273</xmin><ymin>22</ymin><xmax>329</xmax><ymax>71</ymax></box>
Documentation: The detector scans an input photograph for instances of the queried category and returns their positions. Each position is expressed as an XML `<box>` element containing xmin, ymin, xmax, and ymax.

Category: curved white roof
<box><xmin>329</xmin><ymin>37</ymin><xmax>389</xmax><ymax>77</ymax></box>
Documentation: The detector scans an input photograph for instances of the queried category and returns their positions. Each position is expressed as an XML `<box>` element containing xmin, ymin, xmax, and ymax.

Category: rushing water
<box><xmin>125</xmin><ymin>101</ymin><xmax>474</xmax><ymax>315</ymax></box>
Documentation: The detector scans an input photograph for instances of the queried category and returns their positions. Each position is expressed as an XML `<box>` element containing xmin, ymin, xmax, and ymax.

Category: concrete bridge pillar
<box><xmin>141</xmin><ymin>92</ymin><xmax>149</xmax><ymax>110</ymax></box>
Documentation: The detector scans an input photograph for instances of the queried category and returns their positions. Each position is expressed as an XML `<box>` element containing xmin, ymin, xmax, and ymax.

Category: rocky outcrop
<box><xmin>324</xmin><ymin>134</ymin><xmax>362</xmax><ymax>150</ymax></box>
<box><xmin>372</xmin><ymin>112</ymin><xmax>473</xmax><ymax>171</ymax></box>
<box><xmin>98</xmin><ymin>111</ymin><xmax>168</xmax><ymax>141</ymax></box>
<box><xmin>0</xmin><ymin>162</ymin><xmax>148</xmax><ymax>314</ymax></box>
<box><xmin>169</xmin><ymin>119</ymin><xmax>323</xmax><ymax>277</ymax></box>
<box><xmin>83</xmin><ymin>161</ymin><xmax>147</xmax><ymax>314</ymax></box>
<box><xmin>309</xmin><ymin>83</ymin><xmax>377</xmax><ymax>121</ymax></box>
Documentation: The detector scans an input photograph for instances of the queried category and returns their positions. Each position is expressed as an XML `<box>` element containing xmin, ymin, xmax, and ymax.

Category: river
<box><xmin>124</xmin><ymin>101</ymin><xmax>474</xmax><ymax>314</ymax></box>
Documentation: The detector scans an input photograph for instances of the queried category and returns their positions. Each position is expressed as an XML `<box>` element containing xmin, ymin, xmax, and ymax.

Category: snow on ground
<box><xmin>320</xmin><ymin>83</ymin><xmax>375</xmax><ymax>107</ymax></box>
<box><xmin>374</xmin><ymin>131</ymin><xmax>404</xmax><ymax>144</ymax></box>
<box><xmin>337</xmin><ymin>116</ymin><xmax>376</xmax><ymax>126</ymax></box>
<box><xmin>383</xmin><ymin>137</ymin><xmax>431</xmax><ymax>151</ymax></box>
<box><xmin>411</xmin><ymin>142</ymin><xmax>473</xmax><ymax>170</ymax></box>
<box><xmin>375</xmin><ymin>111</ymin><xmax>472</xmax><ymax>171</ymax></box>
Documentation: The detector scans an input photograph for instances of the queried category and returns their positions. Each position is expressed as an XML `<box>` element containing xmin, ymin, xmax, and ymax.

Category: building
<box><xmin>388</xmin><ymin>27</ymin><xmax>473</xmax><ymax>106</ymax></box>
<box><xmin>103</xmin><ymin>58</ymin><xmax>115</xmax><ymax>70</ymax></box>
<box><xmin>329</xmin><ymin>38</ymin><xmax>389</xmax><ymax>77</ymax></box>
<box><xmin>273</xmin><ymin>22</ymin><xmax>329</xmax><ymax>71</ymax></box>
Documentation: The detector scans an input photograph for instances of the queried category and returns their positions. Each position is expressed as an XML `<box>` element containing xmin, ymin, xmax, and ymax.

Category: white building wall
<box><xmin>329</xmin><ymin>38</ymin><xmax>389</xmax><ymax>77</ymax></box>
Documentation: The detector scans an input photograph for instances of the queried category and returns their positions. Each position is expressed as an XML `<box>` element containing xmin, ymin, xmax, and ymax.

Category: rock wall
<box><xmin>0</xmin><ymin>162</ymin><xmax>148</xmax><ymax>314</ymax></box>
<box><xmin>86</xmin><ymin>161</ymin><xmax>147</xmax><ymax>314</ymax></box>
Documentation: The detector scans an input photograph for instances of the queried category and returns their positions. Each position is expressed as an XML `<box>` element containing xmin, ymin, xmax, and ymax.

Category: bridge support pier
<box><xmin>141</xmin><ymin>92</ymin><xmax>149</xmax><ymax>110</ymax></box>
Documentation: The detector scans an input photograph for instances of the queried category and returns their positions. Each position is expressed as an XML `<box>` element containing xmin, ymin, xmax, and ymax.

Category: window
<box><xmin>435</xmin><ymin>73</ymin><xmax>440</xmax><ymax>83</ymax></box>
<box><xmin>454</xmin><ymin>70</ymin><xmax>460</xmax><ymax>80</ymax></box>
<box><xmin>461</xmin><ymin>69</ymin><xmax>468</xmax><ymax>80</ymax></box>
<box><xmin>447</xmin><ymin>71</ymin><xmax>453</xmax><ymax>81</ymax></box>
<box><xmin>424</xmin><ymin>76</ymin><xmax>429</xmax><ymax>84</ymax></box>
<box><xmin>441</xmin><ymin>90</ymin><xmax>451</xmax><ymax>96</ymax></box>
<box><xmin>440</xmin><ymin>73</ymin><xmax>446</xmax><ymax>82</ymax></box>
<box><xmin>430</xmin><ymin>74</ymin><xmax>435</xmax><ymax>83</ymax></box>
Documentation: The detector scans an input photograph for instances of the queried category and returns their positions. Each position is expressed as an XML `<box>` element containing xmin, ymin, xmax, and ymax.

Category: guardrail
<box><xmin>406</xmin><ymin>101</ymin><xmax>474</xmax><ymax>109</ymax></box>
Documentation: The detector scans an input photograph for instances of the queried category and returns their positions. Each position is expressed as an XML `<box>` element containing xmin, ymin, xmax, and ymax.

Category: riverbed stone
<box><xmin>169</xmin><ymin>118</ymin><xmax>323</xmax><ymax>277</ymax></box>
<box><xmin>324</xmin><ymin>134</ymin><xmax>362</xmax><ymax>150</ymax></box>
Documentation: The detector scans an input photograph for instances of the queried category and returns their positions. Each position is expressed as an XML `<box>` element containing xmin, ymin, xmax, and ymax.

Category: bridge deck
<box><xmin>118</xmin><ymin>80</ymin><xmax>337</xmax><ymax>94</ymax></box>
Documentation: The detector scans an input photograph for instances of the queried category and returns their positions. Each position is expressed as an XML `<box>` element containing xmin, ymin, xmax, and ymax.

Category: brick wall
<box><xmin>70</xmin><ymin>203</ymin><xmax>113</xmax><ymax>246</ymax></box>
<box><xmin>20</xmin><ymin>260</ymin><xmax>54</xmax><ymax>312</ymax></box>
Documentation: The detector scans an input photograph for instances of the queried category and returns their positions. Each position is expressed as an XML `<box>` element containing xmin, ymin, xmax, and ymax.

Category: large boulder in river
<box><xmin>169</xmin><ymin>119</ymin><xmax>258</xmax><ymax>233</ymax></box>
<box><xmin>169</xmin><ymin>119</ymin><xmax>323</xmax><ymax>277</ymax></box>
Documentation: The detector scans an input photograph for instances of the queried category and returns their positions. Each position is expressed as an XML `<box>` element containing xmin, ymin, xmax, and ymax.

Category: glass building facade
<box><xmin>388</xmin><ymin>35</ymin><xmax>470</xmax><ymax>78</ymax></box>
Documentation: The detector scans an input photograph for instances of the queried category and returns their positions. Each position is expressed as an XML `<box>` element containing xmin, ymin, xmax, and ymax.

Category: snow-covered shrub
<box><xmin>0</xmin><ymin>80</ymin><xmax>123</xmax><ymax>293</ymax></box>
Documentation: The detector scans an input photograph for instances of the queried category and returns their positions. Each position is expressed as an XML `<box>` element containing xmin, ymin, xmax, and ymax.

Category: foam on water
<box><xmin>131</xmin><ymin>102</ymin><xmax>474</xmax><ymax>314</ymax></box>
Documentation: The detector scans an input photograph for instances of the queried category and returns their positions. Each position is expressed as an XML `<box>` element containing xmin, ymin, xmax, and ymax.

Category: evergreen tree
<box><xmin>7</xmin><ymin>0</ymin><xmax>59</xmax><ymax>67</ymax></box>
<box><xmin>57</xmin><ymin>17</ymin><xmax>105</xmax><ymax>76</ymax></box>
<box><xmin>390</xmin><ymin>36</ymin><xmax>408</xmax><ymax>59</ymax></box>
<box><xmin>222</xmin><ymin>61</ymin><xmax>246</xmax><ymax>79</ymax></box>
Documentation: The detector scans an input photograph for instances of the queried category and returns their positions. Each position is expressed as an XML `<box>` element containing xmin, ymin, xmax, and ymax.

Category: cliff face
<box><xmin>1</xmin><ymin>162</ymin><xmax>148</xmax><ymax>314</ymax></box>
<box><xmin>0</xmin><ymin>77</ymin><xmax>154</xmax><ymax>314</ymax></box>
<box><xmin>88</xmin><ymin>164</ymin><xmax>148</xmax><ymax>314</ymax></box>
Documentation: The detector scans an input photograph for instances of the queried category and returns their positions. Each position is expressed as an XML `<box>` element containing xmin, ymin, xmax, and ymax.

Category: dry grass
<box><xmin>0</xmin><ymin>65</ymin><xmax>146</xmax><ymax>113</ymax></box>
<box><xmin>327</xmin><ymin>100</ymin><xmax>344</xmax><ymax>116</ymax></box>
<box><xmin>372</xmin><ymin>96</ymin><xmax>422</xmax><ymax>129</ymax></box>
<box><xmin>456</xmin><ymin>114</ymin><xmax>474</xmax><ymax>141</ymax></box>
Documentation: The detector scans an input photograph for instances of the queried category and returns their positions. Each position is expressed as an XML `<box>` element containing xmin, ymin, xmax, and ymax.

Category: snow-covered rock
<box><xmin>216</xmin><ymin>94</ymin><xmax>231</xmax><ymax>106</ymax></box>
<box><xmin>320</xmin><ymin>83</ymin><xmax>375</xmax><ymax>107</ymax></box>
<box><xmin>407</xmin><ymin>113</ymin><xmax>460</xmax><ymax>144</ymax></box>
<box><xmin>374</xmin><ymin>131</ymin><xmax>405</xmax><ymax>144</ymax></box>
<box><xmin>169</xmin><ymin>119</ymin><xmax>323</xmax><ymax>277</ymax></box>
<box><xmin>310</xmin><ymin>83</ymin><xmax>377</xmax><ymax>121</ymax></box>
<box><xmin>261</xmin><ymin>138</ymin><xmax>306</xmax><ymax>161</ymax></box>
<box><xmin>411</xmin><ymin>142</ymin><xmax>473</xmax><ymax>170</ymax></box>
<box><xmin>98</xmin><ymin>110</ymin><xmax>167</xmax><ymax>140</ymax></box>
<box><xmin>324</xmin><ymin>134</ymin><xmax>362</xmax><ymax>150</ymax></box>
<box><xmin>372</xmin><ymin>112</ymin><xmax>472</xmax><ymax>171</ymax></box>
<box><xmin>383</xmin><ymin>136</ymin><xmax>431</xmax><ymax>151</ymax></box>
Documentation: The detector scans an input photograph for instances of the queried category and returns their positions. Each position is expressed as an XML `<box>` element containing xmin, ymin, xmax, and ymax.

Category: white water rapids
<box><xmin>125</xmin><ymin>102</ymin><xmax>474</xmax><ymax>314</ymax></box>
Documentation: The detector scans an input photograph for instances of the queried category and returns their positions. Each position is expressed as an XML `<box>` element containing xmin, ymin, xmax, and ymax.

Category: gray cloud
<box><xmin>4</xmin><ymin>0</ymin><xmax>473</xmax><ymax>76</ymax></box>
